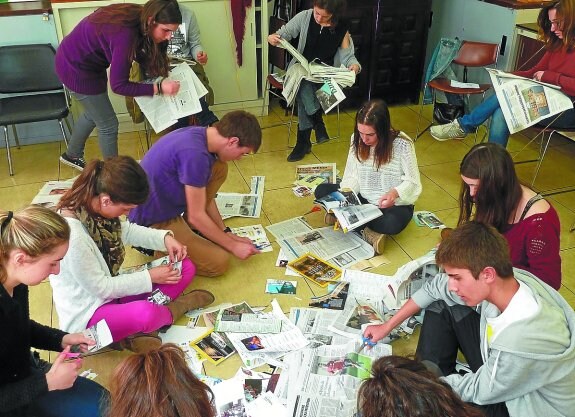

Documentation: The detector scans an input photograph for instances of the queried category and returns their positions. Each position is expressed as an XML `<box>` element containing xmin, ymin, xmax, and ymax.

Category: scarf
<box><xmin>76</xmin><ymin>207</ymin><xmax>125</xmax><ymax>276</ymax></box>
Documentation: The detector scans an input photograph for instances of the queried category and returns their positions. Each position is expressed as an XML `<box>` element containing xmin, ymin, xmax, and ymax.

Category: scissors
<box><xmin>356</xmin><ymin>336</ymin><xmax>376</xmax><ymax>354</ymax></box>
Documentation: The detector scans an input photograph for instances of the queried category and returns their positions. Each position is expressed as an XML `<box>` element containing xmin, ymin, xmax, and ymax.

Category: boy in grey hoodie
<box><xmin>364</xmin><ymin>221</ymin><xmax>575</xmax><ymax>417</ymax></box>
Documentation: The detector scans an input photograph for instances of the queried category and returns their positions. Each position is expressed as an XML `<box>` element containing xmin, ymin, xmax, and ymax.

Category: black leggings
<box><xmin>314</xmin><ymin>183</ymin><xmax>414</xmax><ymax>235</ymax></box>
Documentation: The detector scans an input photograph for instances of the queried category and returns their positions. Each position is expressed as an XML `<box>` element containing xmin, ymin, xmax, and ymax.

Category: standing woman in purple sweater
<box><xmin>56</xmin><ymin>0</ymin><xmax>182</xmax><ymax>171</ymax></box>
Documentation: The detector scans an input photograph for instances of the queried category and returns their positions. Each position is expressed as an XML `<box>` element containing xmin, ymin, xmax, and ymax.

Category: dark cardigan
<box><xmin>0</xmin><ymin>283</ymin><xmax>67</xmax><ymax>416</ymax></box>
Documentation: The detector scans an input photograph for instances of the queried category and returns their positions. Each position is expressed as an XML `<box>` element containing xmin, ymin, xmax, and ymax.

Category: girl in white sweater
<box><xmin>50</xmin><ymin>156</ymin><xmax>214</xmax><ymax>352</ymax></box>
<box><xmin>315</xmin><ymin>99</ymin><xmax>422</xmax><ymax>254</ymax></box>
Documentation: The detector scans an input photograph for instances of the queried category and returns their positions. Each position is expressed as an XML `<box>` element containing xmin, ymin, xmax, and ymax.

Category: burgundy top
<box><xmin>503</xmin><ymin>205</ymin><xmax>562</xmax><ymax>290</ymax></box>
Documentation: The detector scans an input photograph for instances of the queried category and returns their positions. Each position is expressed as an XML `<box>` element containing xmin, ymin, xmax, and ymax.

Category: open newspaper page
<box><xmin>486</xmin><ymin>68</ymin><xmax>574</xmax><ymax>134</ymax></box>
<box><xmin>216</xmin><ymin>176</ymin><xmax>264</xmax><ymax>219</ymax></box>
<box><xmin>290</xmin><ymin>307</ymin><xmax>350</xmax><ymax>346</ymax></box>
<box><xmin>278</xmin><ymin>226</ymin><xmax>361</xmax><ymax>260</ymax></box>
<box><xmin>331</xmin><ymin>203</ymin><xmax>383</xmax><ymax>232</ymax></box>
<box><xmin>283</xmin><ymin>340</ymin><xmax>392</xmax><ymax>417</ymax></box>
<box><xmin>215</xmin><ymin>302</ymin><xmax>282</xmax><ymax>334</ymax></box>
<box><xmin>31</xmin><ymin>178</ymin><xmax>75</xmax><ymax>209</ymax></box>
<box><xmin>266</xmin><ymin>216</ymin><xmax>313</xmax><ymax>241</ymax></box>
<box><xmin>135</xmin><ymin>62</ymin><xmax>204</xmax><ymax>132</ymax></box>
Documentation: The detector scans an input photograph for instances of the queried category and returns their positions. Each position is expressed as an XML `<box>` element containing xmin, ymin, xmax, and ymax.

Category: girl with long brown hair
<box><xmin>314</xmin><ymin>99</ymin><xmax>422</xmax><ymax>254</ymax></box>
<box><xmin>458</xmin><ymin>143</ymin><xmax>561</xmax><ymax>289</ymax></box>
<box><xmin>0</xmin><ymin>206</ymin><xmax>107</xmax><ymax>417</ymax></box>
<box><xmin>358</xmin><ymin>356</ymin><xmax>485</xmax><ymax>417</ymax></box>
<box><xmin>50</xmin><ymin>156</ymin><xmax>214</xmax><ymax>353</ymax></box>
<box><xmin>431</xmin><ymin>0</ymin><xmax>575</xmax><ymax>147</ymax></box>
<box><xmin>106</xmin><ymin>344</ymin><xmax>215</xmax><ymax>417</ymax></box>
<box><xmin>56</xmin><ymin>0</ymin><xmax>183</xmax><ymax>170</ymax></box>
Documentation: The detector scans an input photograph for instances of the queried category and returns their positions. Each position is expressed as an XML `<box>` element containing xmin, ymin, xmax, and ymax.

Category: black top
<box><xmin>0</xmin><ymin>283</ymin><xmax>67</xmax><ymax>416</ymax></box>
<box><xmin>302</xmin><ymin>13</ymin><xmax>349</xmax><ymax>66</ymax></box>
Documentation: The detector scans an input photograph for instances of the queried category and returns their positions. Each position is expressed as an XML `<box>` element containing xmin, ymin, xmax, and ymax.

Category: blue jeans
<box><xmin>296</xmin><ymin>80</ymin><xmax>321</xmax><ymax>130</ymax></box>
<box><xmin>68</xmin><ymin>92</ymin><xmax>119</xmax><ymax>159</ymax></box>
<box><xmin>28</xmin><ymin>373</ymin><xmax>108</xmax><ymax>417</ymax></box>
<box><xmin>458</xmin><ymin>94</ymin><xmax>575</xmax><ymax>148</ymax></box>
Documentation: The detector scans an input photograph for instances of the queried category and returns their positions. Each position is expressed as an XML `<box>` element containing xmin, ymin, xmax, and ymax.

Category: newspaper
<box><xmin>278</xmin><ymin>226</ymin><xmax>361</xmax><ymax>261</ymax></box>
<box><xmin>135</xmin><ymin>62</ymin><xmax>207</xmax><ymax>133</ymax></box>
<box><xmin>230</xmin><ymin>224</ymin><xmax>272</xmax><ymax>252</ymax></box>
<box><xmin>215</xmin><ymin>302</ymin><xmax>283</xmax><ymax>334</ymax></box>
<box><xmin>83</xmin><ymin>320</ymin><xmax>113</xmax><ymax>352</ymax></box>
<box><xmin>216</xmin><ymin>176</ymin><xmax>265</xmax><ymax>220</ymax></box>
<box><xmin>331</xmin><ymin>203</ymin><xmax>383</xmax><ymax>233</ymax></box>
<box><xmin>316</xmin><ymin>78</ymin><xmax>346</xmax><ymax>113</ymax></box>
<box><xmin>296</xmin><ymin>163</ymin><xmax>337</xmax><ymax>183</ymax></box>
<box><xmin>290</xmin><ymin>307</ymin><xmax>349</xmax><ymax>346</ymax></box>
<box><xmin>266</xmin><ymin>217</ymin><xmax>313</xmax><ymax>241</ymax></box>
<box><xmin>486</xmin><ymin>68</ymin><xmax>574</xmax><ymax>134</ymax></box>
<box><xmin>278</xmin><ymin>38</ymin><xmax>356</xmax><ymax>105</ymax></box>
<box><xmin>31</xmin><ymin>179</ymin><xmax>75</xmax><ymax>208</ymax></box>
<box><xmin>283</xmin><ymin>340</ymin><xmax>392</xmax><ymax>417</ymax></box>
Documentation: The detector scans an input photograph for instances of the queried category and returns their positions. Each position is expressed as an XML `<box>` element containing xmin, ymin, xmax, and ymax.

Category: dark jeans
<box><xmin>416</xmin><ymin>301</ymin><xmax>510</xmax><ymax>417</ymax></box>
<box><xmin>314</xmin><ymin>183</ymin><xmax>414</xmax><ymax>235</ymax></box>
<box><xmin>24</xmin><ymin>367</ymin><xmax>108</xmax><ymax>417</ymax></box>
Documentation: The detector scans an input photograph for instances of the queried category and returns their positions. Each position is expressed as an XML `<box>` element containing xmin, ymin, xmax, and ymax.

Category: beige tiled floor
<box><xmin>1</xmin><ymin>100</ymin><xmax>574</xmax><ymax>388</ymax></box>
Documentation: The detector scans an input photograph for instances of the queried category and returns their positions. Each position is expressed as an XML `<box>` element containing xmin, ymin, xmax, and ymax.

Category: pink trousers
<box><xmin>86</xmin><ymin>258</ymin><xmax>195</xmax><ymax>342</ymax></box>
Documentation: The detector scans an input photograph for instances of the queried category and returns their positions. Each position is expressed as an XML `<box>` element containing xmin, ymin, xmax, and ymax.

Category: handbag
<box><xmin>125</xmin><ymin>61</ymin><xmax>145</xmax><ymax>124</ymax></box>
<box><xmin>433</xmin><ymin>101</ymin><xmax>464</xmax><ymax>124</ymax></box>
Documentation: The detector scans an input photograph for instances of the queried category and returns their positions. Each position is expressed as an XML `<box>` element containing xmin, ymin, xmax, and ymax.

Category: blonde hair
<box><xmin>0</xmin><ymin>205</ymin><xmax>70</xmax><ymax>284</ymax></box>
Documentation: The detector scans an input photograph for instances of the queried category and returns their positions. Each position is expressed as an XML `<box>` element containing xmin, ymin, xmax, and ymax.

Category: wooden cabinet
<box><xmin>514</xmin><ymin>25</ymin><xmax>546</xmax><ymax>71</ymax></box>
<box><xmin>295</xmin><ymin>0</ymin><xmax>432</xmax><ymax>105</ymax></box>
<box><xmin>52</xmin><ymin>0</ymin><xmax>268</xmax><ymax>132</ymax></box>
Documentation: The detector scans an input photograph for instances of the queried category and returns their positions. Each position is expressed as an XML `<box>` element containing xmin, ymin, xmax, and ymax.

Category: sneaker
<box><xmin>430</xmin><ymin>120</ymin><xmax>467</xmax><ymax>141</ymax></box>
<box><xmin>60</xmin><ymin>152</ymin><xmax>86</xmax><ymax>171</ymax></box>
<box><xmin>361</xmin><ymin>227</ymin><xmax>386</xmax><ymax>255</ymax></box>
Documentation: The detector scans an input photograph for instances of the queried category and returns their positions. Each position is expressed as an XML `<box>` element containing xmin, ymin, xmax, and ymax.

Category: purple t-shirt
<box><xmin>129</xmin><ymin>127</ymin><xmax>215</xmax><ymax>226</ymax></box>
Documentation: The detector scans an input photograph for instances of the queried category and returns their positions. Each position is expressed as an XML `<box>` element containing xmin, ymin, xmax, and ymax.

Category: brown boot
<box><xmin>167</xmin><ymin>290</ymin><xmax>215</xmax><ymax>323</ymax></box>
<box><xmin>121</xmin><ymin>332</ymin><xmax>162</xmax><ymax>354</ymax></box>
<box><xmin>361</xmin><ymin>227</ymin><xmax>386</xmax><ymax>255</ymax></box>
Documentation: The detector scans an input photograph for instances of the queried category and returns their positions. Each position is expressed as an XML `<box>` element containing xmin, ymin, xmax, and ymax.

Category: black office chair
<box><xmin>0</xmin><ymin>44</ymin><xmax>71</xmax><ymax>176</ymax></box>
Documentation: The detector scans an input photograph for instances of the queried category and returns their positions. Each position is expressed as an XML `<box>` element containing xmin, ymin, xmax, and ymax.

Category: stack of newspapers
<box><xmin>278</xmin><ymin>38</ymin><xmax>356</xmax><ymax>106</ymax></box>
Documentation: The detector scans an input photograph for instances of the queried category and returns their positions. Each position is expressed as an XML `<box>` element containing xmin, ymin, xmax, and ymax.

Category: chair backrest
<box><xmin>269</xmin><ymin>16</ymin><xmax>288</xmax><ymax>70</ymax></box>
<box><xmin>0</xmin><ymin>44</ymin><xmax>62</xmax><ymax>94</ymax></box>
<box><xmin>453</xmin><ymin>41</ymin><xmax>499</xmax><ymax>68</ymax></box>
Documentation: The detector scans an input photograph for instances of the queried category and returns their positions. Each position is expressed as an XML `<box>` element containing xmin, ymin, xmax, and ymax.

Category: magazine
<box><xmin>413</xmin><ymin>210</ymin><xmax>445</xmax><ymax>229</ymax></box>
<box><xmin>486</xmin><ymin>68</ymin><xmax>573</xmax><ymax>134</ymax></box>
<box><xmin>190</xmin><ymin>329</ymin><xmax>236</xmax><ymax>365</ymax></box>
<box><xmin>287</xmin><ymin>253</ymin><xmax>342</xmax><ymax>287</ymax></box>
<box><xmin>315</xmin><ymin>78</ymin><xmax>346</xmax><ymax>113</ymax></box>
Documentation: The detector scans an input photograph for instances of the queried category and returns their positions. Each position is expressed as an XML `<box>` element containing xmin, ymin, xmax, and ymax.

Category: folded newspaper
<box><xmin>315</xmin><ymin>78</ymin><xmax>346</xmax><ymax>113</ymax></box>
<box><xmin>486</xmin><ymin>68</ymin><xmax>574</xmax><ymax>134</ymax></box>
<box><xmin>278</xmin><ymin>38</ymin><xmax>355</xmax><ymax>106</ymax></box>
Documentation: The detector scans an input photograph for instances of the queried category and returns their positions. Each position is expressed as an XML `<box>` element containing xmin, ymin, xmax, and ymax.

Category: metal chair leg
<box><xmin>58</xmin><ymin>120</ymin><xmax>69</xmax><ymax>148</ymax></box>
<box><xmin>3</xmin><ymin>126</ymin><xmax>14</xmax><ymax>176</ymax></box>
<box><xmin>287</xmin><ymin>104</ymin><xmax>296</xmax><ymax>148</ymax></box>
<box><xmin>415</xmin><ymin>84</ymin><xmax>433</xmax><ymax>140</ymax></box>
<box><xmin>531</xmin><ymin>130</ymin><xmax>554</xmax><ymax>187</ymax></box>
<box><xmin>11</xmin><ymin>125</ymin><xmax>21</xmax><ymax>149</ymax></box>
<box><xmin>261</xmin><ymin>80</ymin><xmax>270</xmax><ymax>117</ymax></box>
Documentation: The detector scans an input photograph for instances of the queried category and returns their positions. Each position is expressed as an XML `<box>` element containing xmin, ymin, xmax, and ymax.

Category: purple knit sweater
<box><xmin>55</xmin><ymin>16</ymin><xmax>154</xmax><ymax>97</ymax></box>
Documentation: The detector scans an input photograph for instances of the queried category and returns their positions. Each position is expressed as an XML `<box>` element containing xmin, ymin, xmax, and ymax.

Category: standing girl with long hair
<box><xmin>56</xmin><ymin>0</ymin><xmax>183</xmax><ymax>170</ymax></box>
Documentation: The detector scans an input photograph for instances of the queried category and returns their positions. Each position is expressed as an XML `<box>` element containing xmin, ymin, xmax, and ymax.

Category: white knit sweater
<box><xmin>50</xmin><ymin>218</ymin><xmax>170</xmax><ymax>333</ymax></box>
<box><xmin>339</xmin><ymin>132</ymin><xmax>422</xmax><ymax>206</ymax></box>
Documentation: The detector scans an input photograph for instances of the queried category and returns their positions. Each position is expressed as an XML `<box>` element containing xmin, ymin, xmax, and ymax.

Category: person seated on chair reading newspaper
<box><xmin>431</xmin><ymin>0</ymin><xmax>575</xmax><ymax>147</ymax></box>
<box><xmin>314</xmin><ymin>99</ymin><xmax>421</xmax><ymax>255</ymax></box>
<box><xmin>267</xmin><ymin>0</ymin><xmax>361</xmax><ymax>162</ymax></box>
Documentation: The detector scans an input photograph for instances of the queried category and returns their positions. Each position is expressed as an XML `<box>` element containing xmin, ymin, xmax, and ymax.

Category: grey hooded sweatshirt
<box><xmin>412</xmin><ymin>268</ymin><xmax>575</xmax><ymax>417</ymax></box>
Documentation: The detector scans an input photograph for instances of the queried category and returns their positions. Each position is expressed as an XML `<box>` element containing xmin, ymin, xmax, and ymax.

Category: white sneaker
<box><xmin>430</xmin><ymin>120</ymin><xmax>467</xmax><ymax>141</ymax></box>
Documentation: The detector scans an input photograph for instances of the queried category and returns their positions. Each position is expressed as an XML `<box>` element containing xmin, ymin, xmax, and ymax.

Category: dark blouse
<box><xmin>302</xmin><ymin>13</ymin><xmax>349</xmax><ymax>66</ymax></box>
<box><xmin>0</xmin><ymin>284</ymin><xmax>67</xmax><ymax>416</ymax></box>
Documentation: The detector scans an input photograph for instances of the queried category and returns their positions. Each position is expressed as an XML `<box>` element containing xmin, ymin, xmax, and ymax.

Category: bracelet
<box><xmin>223</xmin><ymin>227</ymin><xmax>232</xmax><ymax>233</ymax></box>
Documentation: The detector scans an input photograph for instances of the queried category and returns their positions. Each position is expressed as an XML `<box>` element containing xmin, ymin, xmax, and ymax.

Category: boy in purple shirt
<box><xmin>129</xmin><ymin>110</ymin><xmax>262</xmax><ymax>277</ymax></box>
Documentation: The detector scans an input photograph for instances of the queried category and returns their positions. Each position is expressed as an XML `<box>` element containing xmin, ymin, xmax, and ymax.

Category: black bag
<box><xmin>434</xmin><ymin>102</ymin><xmax>464</xmax><ymax>124</ymax></box>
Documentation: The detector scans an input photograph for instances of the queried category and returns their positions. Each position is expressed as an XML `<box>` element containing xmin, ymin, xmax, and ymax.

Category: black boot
<box><xmin>312</xmin><ymin>110</ymin><xmax>329</xmax><ymax>143</ymax></box>
<box><xmin>287</xmin><ymin>128</ymin><xmax>312</xmax><ymax>162</ymax></box>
